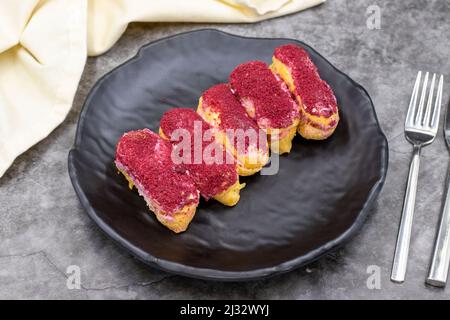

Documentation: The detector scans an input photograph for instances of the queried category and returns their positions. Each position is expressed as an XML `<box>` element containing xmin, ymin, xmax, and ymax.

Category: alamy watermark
<box><xmin>366</xmin><ymin>5</ymin><xmax>381</xmax><ymax>30</ymax></box>
<box><xmin>66</xmin><ymin>265</ymin><xmax>81</xmax><ymax>290</ymax></box>
<box><xmin>366</xmin><ymin>265</ymin><xmax>381</xmax><ymax>290</ymax></box>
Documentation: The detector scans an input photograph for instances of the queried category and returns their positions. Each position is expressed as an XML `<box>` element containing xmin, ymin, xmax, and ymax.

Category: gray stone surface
<box><xmin>1</xmin><ymin>0</ymin><xmax>450</xmax><ymax>299</ymax></box>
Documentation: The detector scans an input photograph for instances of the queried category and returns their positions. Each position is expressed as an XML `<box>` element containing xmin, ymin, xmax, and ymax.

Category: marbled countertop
<box><xmin>1</xmin><ymin>0</ymin><xmax>450</xmax><ymax>299</ymax></box>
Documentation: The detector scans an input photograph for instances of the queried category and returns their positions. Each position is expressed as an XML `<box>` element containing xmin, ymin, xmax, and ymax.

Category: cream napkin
<box><xmin>0</xmin><ymin>0</ymin><xmax>324</xmax><ymax>177</ymax></box>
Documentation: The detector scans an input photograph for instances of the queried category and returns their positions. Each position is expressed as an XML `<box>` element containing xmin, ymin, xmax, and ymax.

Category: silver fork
<box><xmin>391</xmin><ymin>71</ymin><xmax>444</xmax><ymax>283</ymax></box>
<box><xmin>427</xmin><ymin>95</ymin><xmax>450</xmax><ymax>288</ymax></box>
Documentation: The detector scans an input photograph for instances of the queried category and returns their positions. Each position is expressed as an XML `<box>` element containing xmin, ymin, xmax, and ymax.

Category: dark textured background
<box><xmin>1</xmin><ymin>0</ymin><xmax>449</xmax><ymax>298</ymax></box>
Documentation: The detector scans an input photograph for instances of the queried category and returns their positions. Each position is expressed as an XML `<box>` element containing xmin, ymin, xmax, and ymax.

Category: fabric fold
<box><xmin>87</xmin><ymin>0</ymin><xmax>324</xmax><ymax>56</ymax></box>
<box><xmin>0</xmin><ymin>0</ymin><xmax>87</xmax><ymax>177</ymax></box>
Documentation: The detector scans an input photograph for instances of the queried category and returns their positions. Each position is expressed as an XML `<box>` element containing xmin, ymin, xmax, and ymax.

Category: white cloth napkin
<box><xmin>0</xmin><ymin>0</ymin><xmax>324</xmax><ymax>177</ymax></box>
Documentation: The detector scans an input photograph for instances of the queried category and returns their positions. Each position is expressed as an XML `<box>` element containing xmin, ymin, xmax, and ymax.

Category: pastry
<box><xmin>115</xmin><ymin>129</ymin><xmax>199</xmax><ymax>233</ymax></box>
<box><xmin>229</xmin><ymin>61</ymin><xmax>300</xmax><ymax>154</ymax></box>
<box><xmin>270</xmin><ymin>44</ymin><xmax>339</xmax><ymax>140</ymax></box>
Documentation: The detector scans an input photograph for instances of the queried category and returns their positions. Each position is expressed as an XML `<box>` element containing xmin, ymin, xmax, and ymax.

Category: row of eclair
<box><xmin>114</xmin><ymin>44</ymin><xmax>339</xmax><ymax>233</ymax></box>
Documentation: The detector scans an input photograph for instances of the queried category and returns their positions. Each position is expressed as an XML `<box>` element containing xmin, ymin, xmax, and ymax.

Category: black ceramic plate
<box><xmin>68</xmin><ymin>29</ymin><xmax>388</xmax><ymax>281</ymax></box>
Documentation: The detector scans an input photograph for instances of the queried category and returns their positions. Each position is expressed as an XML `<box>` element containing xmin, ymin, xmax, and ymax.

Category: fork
<box><xmin>427</xmin><ymin>91</ymin><xmax>450</xmax><ymax>288</ymax></box>
<box><xmin>391</xmin><ymin>71</ymin><xmax>444</xmax><ymax>283</ymax></box>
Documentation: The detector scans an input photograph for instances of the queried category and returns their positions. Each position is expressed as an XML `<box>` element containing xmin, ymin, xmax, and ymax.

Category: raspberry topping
<box><xmin>274</xmin><ymin>44</ymin><xmax>337</xmax><ymax>118</ymax></box>
<box><xmin>229</xmin><ymin>61</ymin><xmax>299</xmax><ymax>129</ymax></box>
<box><xmin>160</xmin><ymin>108</ymin><xmax>237</xmax><ymax>199</ymax></box>
<box><xmin>115</xmin><ymin>129</ymin><xmax>199</xmax><ymax>214</ymax></box>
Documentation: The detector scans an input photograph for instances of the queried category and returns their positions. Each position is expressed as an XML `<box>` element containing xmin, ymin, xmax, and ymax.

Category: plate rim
<box><xmin>68</xmin><ymin>28</ymin><xmax>389</xmax><ymax>281</ymax></box>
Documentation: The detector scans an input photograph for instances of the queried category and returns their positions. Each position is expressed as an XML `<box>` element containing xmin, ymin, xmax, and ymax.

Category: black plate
<box><xmin>68</xmin><ymin>29</ymin><xmax>388</xmax><ymax>281</ymax></box>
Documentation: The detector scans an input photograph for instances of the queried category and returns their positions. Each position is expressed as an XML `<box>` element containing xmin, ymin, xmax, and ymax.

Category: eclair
<box><xmin>229</xmin><ymin>61</ymin><xmax>300</xmax><ymax>154</ymax></box>
<box><xmin>270</xmin><ymin>44</ymin><xmax>339</xmax><ymax>140</ymax></box>
<box><xmin>197</xmin><ymin>84</ymin><xmax>269</xmax><ymax>176</ymax></box>
<box><xmin>159</xmin><ymin>108</ymin><xmax>245</xmax><ymax>206</ymax></box>
<box><xmin>115</xmin><ymin>129</ymin><xmax>200</xmax><ymax>233</ymax></box>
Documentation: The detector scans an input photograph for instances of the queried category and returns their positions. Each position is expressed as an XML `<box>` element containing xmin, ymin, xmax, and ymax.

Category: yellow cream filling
<box><xmin>302</xmin><ymin>110</ymin><xmax>339</xmax><ymax>127</ymax></box>
<box><xmin>159</xmin><ymin>127</ymin><xmax>168</xmax><ymax>140</ymax></box>
<box><xmin>270</xmin><ymin>57</ymin><xmax>296</xmax><ymax>94</ymax></box>
<box><xmin>270</xmin><ymin>57</ymin><xmax>338</xmax><ymax>133</ymax></box>
<box><xmin>118</xmin><ymin>168</ymin><xmax>135</xmax><ymax>190</ymax></box>
<box><xmin>267</xmin><ymin>122</ymin><xmax>298</xmax><ymax>154</ymax></box>
<box><xmin>198</xmin><ymin>98</ymin><xmax>222</xmax><ymax>127</ymax></box>
<box><xmin>213</xmin><ymin>180</ymin><xmax>246</xmax><ymax>207</ymax></box>
<box><xmin>155</xmin><ymin>203</ymin><xmax>198</xmax><ymax>234</ymax></box>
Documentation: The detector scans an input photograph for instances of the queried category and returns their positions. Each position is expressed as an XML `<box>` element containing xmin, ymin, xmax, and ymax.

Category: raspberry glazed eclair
<box><xmin>115</xmin><ymin>129</ymin><xmax>200</xmax><ymax>233</ymax></box>
<box><xmin>270</xmin><ymin>44</ymin><xmax>339</xmax><ymax>140</ymax></box>
<box><xmin>197</xmin><ymin>84</ymin><xmax>269</xmax><ymax>176</ymax></box>
<box><xmin>159</xmin><ymin>108</ymin><xmax>245</xmax><ymax>206</ymax></box>
<box><xmin>229</xmin><ymin>61</ymin><xmax>300</xmax><ymax>154</ymax></box>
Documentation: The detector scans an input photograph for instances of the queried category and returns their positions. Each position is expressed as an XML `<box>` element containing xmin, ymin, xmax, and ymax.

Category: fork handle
<box><xmin>426</xmin><ymin>163</ymin><xmax>450</xmax><ymax>287</ymax></box>
<box><xmin>391</xmin><ymin>145</ymin><xmax>421</xmax><ymax>283</ymax></box>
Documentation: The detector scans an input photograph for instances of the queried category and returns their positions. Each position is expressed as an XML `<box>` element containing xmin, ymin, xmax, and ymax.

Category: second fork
<box><xmin>391</xmin><ymin>71</ymin><xmax>444</xmax><ymax>283</ymax></box>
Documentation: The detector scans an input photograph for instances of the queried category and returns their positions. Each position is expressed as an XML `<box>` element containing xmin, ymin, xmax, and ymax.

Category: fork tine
<box><xmin>423</xmin><ymin>73</ymin><xmax>436</xmax><ymax>126</ymax></box>
<box><xmin>406</xmin><ymin>71</ymin><xmax>422</xmax><ymax>127</ymax></box>
<box><xmin>431</xmin><ymin>75</ymin><xmax>444</xmax><ymax>130</ymax></box>
<box><xmin>415</xmin><ymin>72</ymin><xmax>429</xmax><ymax>124</ymax></box>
